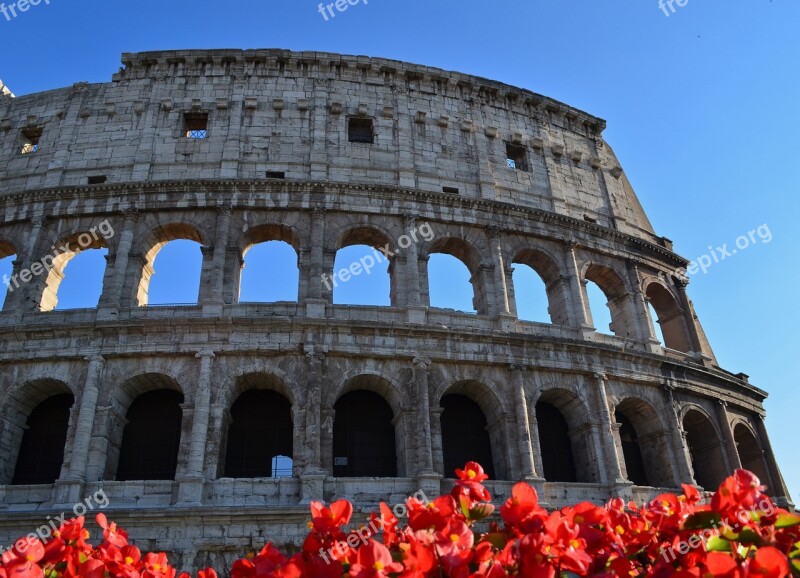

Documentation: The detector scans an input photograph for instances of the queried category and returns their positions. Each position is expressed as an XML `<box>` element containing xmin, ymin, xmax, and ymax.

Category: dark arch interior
<box><xmin>683</xmin><ymin>410</ymin><xmax>728</xmax><ymax>490</ymax></box>
<box><xmin>440</xmin><ymin>394</ymin><xmax>495</xmax><ymax>479</ymax></box>
<box><xmin>333</xmin><ymin>390</ymin><xmax>396</xmax><ymax>477</ymax></box>
<box><xmin>616</xmin><ymin>411</ymin><xmax>648</xmax><ymax>486</ymax></box>
<box><xmin>224</xmin><ymin>390</ymin><xmax>293</xmax><ymax>478</ymax></box>
<box><xmin>117</xmin><ymin>389</ymin><xmax>184</xmax><ymax>481</ymax></box>
<box><xmin>536</xmin><ymin>402</ymin><xmax>576</xmax><ymax>483</ymax></box>
<box><xmin>733</xmin><ymin>424</ymin><xmax>770</xmax><ymax>485</ymax></box>
<box><xmin>12</xmin><ymin>393</ymin><xmax>74</xmax><ymax>485</ymax></box>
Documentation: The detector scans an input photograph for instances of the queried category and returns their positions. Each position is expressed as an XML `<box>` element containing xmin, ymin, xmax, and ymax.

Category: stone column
<box><xmin>12</xmin><ymin>215</ymin><xmax>46</xmax><ymax>317</ymax></box>
<box><xmin>404</xmin><ymin>215</ymin><xmax>422</xmax><ymax>307</ymax></box>
<box><xmin>592</xmin><ymin>373</ymin><xmax>628</xmax><ymax>488</ymax></box>
<box><xmin>563</xmin><ymin>242</ymin><xmax>592</xmax><ymax>331</ymax></box>
<box><xmin>673</xmin><ymin>279</ymin><xmax>715</xmax><ymax>363</ymax></box>
<box><xmin>509</xmin><ymin>365</ymin><xmax>537</xmax><ymax>480</ymax></box>
<box><xmin>177</xmin><ymin>350</ymin><xmax>214</xmax><ymax>505</ymax></box>
<box><xmin>626</xmin><ymin>260</ymin><xmax>660</xmax><ymax>348</ymax></box>
<box><xmin>98</xmin><ymin>209</ymin><xmax>138</xmax><ymax>318</ymax></box>
<box><xmin>715</xmin><ymin>400</ymin><xmax>742</xmax><ymax>473</ymax></box>
<box><xmin>304</xmin><ymin>207</ymin><xmax>328</xmax><ymax>318</ymax></box>
<box><xmin>754</xmin><ymin>415</ymin><xmax>794</xmax><ymax>507</ymax></box>
<box><xmin>430</xmin><ymin>407</ymin><xmax>445</xmax><ymax>476</ymax></box>
<box><xmin>412</xmin><ymin>356</ymin><xmax>437</xmax><ymax>477</ymax></box>
<box><xmin>203</xmin><ymin>204</ymin><xmax>232</xmax><ymax>314</ymax></box>
<box><xmin>301</xmin><ymin>348</ymin><xmax>327</xmax><ymax>503</ymax></box>
<box><xmin>487</xmin><ymin>226</ymin><xmax>513</xmax><ymax>323</ymax></box>
<box><xmin>662</xmin><ymin>384</ymin><xmax>695</xmax><ymax>487</ymax></box>
<box><xmin>1</xmin><ymin>258</ymin><xmax>22</xmax><ymax>313</ymax></box>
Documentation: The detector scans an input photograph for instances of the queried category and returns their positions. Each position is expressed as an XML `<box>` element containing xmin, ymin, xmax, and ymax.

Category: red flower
<box><xmin>749</xmin><ymin>547</ymin><xmax>789</xmax><ymax>578</ymax></box>
<box><xmin>348</xmin><ymin>541</ymin><xmax>402</xmax><ymax>578</ymax></box>
<box><xmin>96</xmin><ymin>513</ymin><xmax>129</xmax><ymax>548</ymax></box>
<box><xmin>310</xmin><ymin>500</ymin><xmax>353</xmax><ymax>534</ymax></box>
<box><xmin>500</xmin><ymin>482</ymin><xmax>547</xmax><ymax>533</ymax></box>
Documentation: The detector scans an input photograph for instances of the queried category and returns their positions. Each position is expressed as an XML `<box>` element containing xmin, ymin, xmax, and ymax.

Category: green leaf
<box><xmin>735</xmin><ymin>528</ymin><xmax>762</xmax><ymax>546</ymax></box>
<box><xmin>470</xmin><ymin>503</ymin><xmax>496</xmax><ymax>521</ymax></box>
<box><xmin>706</xmin><ymin>536</ymin><xmax>732</xmax><ymax>552</ymax></box>
<box><xmin>776</xmin><ymin>513</ymin><xmax>800</xmax><ymax>529</ymax></box>
<box><xmin>459</xmin><ymin>495</ymin><xmax>471</xmax><ymax>519</ymax></box>
<box><xmin>483</xmin><ymin>533</ymin><xmax>507</xmax><ymax>550</ymax></box>
<box><xmin>682</xmin><ymin>512</ymin><xmax>722</xmax><ymax>530</ymax></box>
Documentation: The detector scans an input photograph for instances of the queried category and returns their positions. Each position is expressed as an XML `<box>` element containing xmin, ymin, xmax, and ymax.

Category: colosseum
<box><xmin>0</xmin><ymin>50</ymin><xmax>792</xmax><ymax>569</ymax></box>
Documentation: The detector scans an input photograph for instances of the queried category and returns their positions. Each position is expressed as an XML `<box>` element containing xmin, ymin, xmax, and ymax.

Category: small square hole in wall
<box><xmin>442</xmin><ymin>186</ymin><xmax>460</xmax><ymax>195</ymax></box>
<box><xmin>88</xmin><ymin>175</ymin><xmax>107</xmax><ymax>185</ymax></box>
<box><xmin>20</xmin><ymin>127</ymin><xmax>42</xmax><ymax>155</ymax></box>
<box><xmin>184</xmin><ymin>112</ymin><xmax>208</xmax><ymax>139</ymax></box>
<box><xmin>506</xmin><ymin>142</ymin><xmax>529</xmax><ymax>172</ymax></box>
<box><xmin>266</xmin><ymin>171</ymin><xmax>286</xmax><ymax>179</ymax></box>
<box><xmin>348</xmin><ymin>117</ymin><xmax>374</xmax><ymax>144</ymax></box>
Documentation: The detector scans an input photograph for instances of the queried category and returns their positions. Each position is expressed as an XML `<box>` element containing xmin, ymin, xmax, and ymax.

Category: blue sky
<box><xmin>1</xmin><ymin>1</ymin><xmax>798</xmax><ymax>500</ymax></box>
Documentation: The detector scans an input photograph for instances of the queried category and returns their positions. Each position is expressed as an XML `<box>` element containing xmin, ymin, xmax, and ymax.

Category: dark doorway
<box><xmin>333</xmin><ymin>391</ymin><xmax>396</xmax><ymax>477</ymax></box>
<box><xmin>536</xmin><ymin>402</ymin><xmax>577</xmax><ymax>482</ymax></box>
<box><xmin>12</xmin><ymin>394</ymin><xmax>74</xmax><ymax>485</ymax></box>
<box><xmin>616</xmin><ymin>412</ymin><xmax>649</xmax><ymax>486</ymax></box>
<box><xmin>440</xmin><ymin>394</ymin><xmax>495</xmax><ymax>478</ymax></box>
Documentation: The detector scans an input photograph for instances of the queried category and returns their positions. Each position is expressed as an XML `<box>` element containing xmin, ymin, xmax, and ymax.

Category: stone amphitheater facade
<box><xmin>0</xmin><ymin>50</ymin><xmax>791</xmax><ymax>571</ymax></box>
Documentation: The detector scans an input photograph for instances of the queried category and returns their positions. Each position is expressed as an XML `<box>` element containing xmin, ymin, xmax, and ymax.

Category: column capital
<box><xmin>593</xmin><ymin>372</ymin><xmax>607</xmax><ymax>382</ymax></box>
<box><xmin>509</xmin><ymin>363</ymin><xmax>527</xmax><ymax>372</ymax></box>
<box><xmin>413</xmin><ymin>355</ymin><xmax>431</xmax><ymax>368</ymax></box>
<box><xmin>121</xmin><ymin>207</ymin><xmax>139</xmax><ymax>221</ymax></box>
<box><xmin>404</xmin><ymin>213</ymin><xmax>419</xmax><ymax>227</ymax></box>
<box><xmin>216</xmin><ymin>202</ymin><xmax>232</xmax><ymax>215</ymax></box>
<box><xmin>84</xmin><ymin>354</ymin><xmax>106</xmax><ymax>364</ymax></box>
<box><xmin>196</xmin><ymin>350</ymin><xmax>216</xmax><ymax>359</ymax></box>
<box><xmin>31</xmin><ymin>215</ymin><xmax>46</xmax><ymax>227</ymax></box>
<box><xmin>717</xmin><ymin>399</ymin><xmax>729</xmax><ymax>408</ymax></box>
<box><xmin>311</xmin><ymin>205</ymin><xmax>326</xmax><ymax>219</ymax></box>
<box><xmin>486</xmin><ymin>224</ymin><xmax>502</xmax><ymax>239</ymax></box>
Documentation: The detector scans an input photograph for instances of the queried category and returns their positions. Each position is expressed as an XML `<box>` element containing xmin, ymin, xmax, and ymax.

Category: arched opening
<box><xmin>239</xmin><ymin>241</ymin><xmax>299</xmax><ymax>303</ymax></box>
<box><xmin>52</xmin><ymin>249</ymin><xmax>108</xmax><ymax>310</ymax></box>
<box><xmin>40</xmin><ymin>233</ymin><xmax>109</xmax><ymax>311</ymax></box>
<box><xmin>584</xmin><ymin>264</ymin><xmax>636</xmax><ymax>339</ymax></box>
<box><xmin>512</xmin><ymin>265</ymin><xmax>550</xmax><ymax>323</ymax></box>
<box><xmin>237</xmin><ymin>224</ymin><xmax>300</xmax><ymax>303</ymax></box>
<box><xmin>512</xmin><ymin>249</ymin><xmax>566</xmax><ymax>324</ymax></box>
<box><xmin>645</xmin><ymin>283</ymin><xmax>692</xmax><ymax>353</ymax></box>
<box><xmin>683</xmin><ymin>409</ymin><xmax>728</xmax><ymax>490</ymax></box>
<box><xmin>734</xmin><ymin>424</ymin><xmax>770</xmax><ymax>484</ymax></box>
<box><xmin>12</xmin><ymin>393</ymin><xmax>74</xmax><ymax>485</ymax></box>
<box><xmin>427</xmin><ymin>237</ymin><xmax>485</xmax><ymax>314</ymax></box>
<box><xmin>137</xmin><ymin>224</ymin><xmax>204</xmax><ymax>306</ymax></box>
<box><xmin>440</xmin><ymin>394</ymin><xmax>495</xmax><ymax>479</ymax></box>
<box><xmin>0</xmin><ymin>240</ymin><xmax>16</xmax><ymax>310</ymax></box>
<box><xmin>117</xmin><ymin>389</ymin><xmax>184</xmax><ymax>481</ymax></box>
<box><xmin>614</xmin><ymin>398</ymin><xmax>674</xmax><ymax>488</ymax></box>
<box><xmin>535</xmin><ymin>402</ymin><xmax>577</xmax><ymax>483</ymax></box>
<box><xmin>616</xmin><ymin>411</ymin><xmax>648</xmax><ymax>486</ymax></box>
<box><xmin>224</xmin><ymin>390</ymin><xmax>293</xmax><ymax>478</ymax></box>
<box><xmin>647</xmin><ymin>302</ymin><xmax>667</xmax><ymax>345</ymax></box>
<box><xmin>332</xmin><ymin>227</ymin><xmax>395</xmax><ymax>307</ymax></box>
<box><xmin>333</xmin><ymin>390</ymin><xmax>396</xmax><ymax>477</ymax></box>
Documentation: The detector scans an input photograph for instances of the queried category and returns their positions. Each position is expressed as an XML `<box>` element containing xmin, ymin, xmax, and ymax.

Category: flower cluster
<box><xmin>2</xmin><ymin>463</ymin><xmax>799</xmax><ymax>578</ymax></box>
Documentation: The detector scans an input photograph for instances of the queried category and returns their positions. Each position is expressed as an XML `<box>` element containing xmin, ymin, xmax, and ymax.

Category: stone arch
<box><xmin>0</xmin><ymin>378</ymin><xmax>75</xmax><ymax>485</ymax></box>
<box><xmin>333</xmin><ymin>377</ymin><xmax>399</xmax><ymax>478</ymax></box>
<box><xmin>613</xmin><ymin>397</ymin><xmax>674</xmax><ymax>487</ymax></box>
<box><xmin>39</xmin><ymin>230</ymin><xmax>110</xmax><ymax>311</ymax></box>
<box><xmin>582</xmin><ymin>262</ymin><xmax>637</xmax><ymax>338</ymax></box>
<box><xmin>425</xmin><ymin>236</ymin><xmax>489</xmax><ymax>314</ymax></box>
<box><xmin>0</xmin><ymin>238</ymin><xmax>18</xmax><ymax>310</ymax></box>
<box><xmin>134</xmin><ymin>222</ymin><xmax>205</xmax><ymax>306</ymax></box>
<box><xmin>535</xmin><ymin>387</ymin><xmax>599</xmax><ymax>483</ymax></box>
<box><xmin>512</xmin><ymin>247</ymin><xmax>568</xmax><ymax>325</ymax></box>
<box><xmin>236</xmin><ymin>224</ymin><xmax>301</xmax><ymax>303</ymax></box>
<box><xmin>332</xmin><ymin>225</ymin><xmax>397</xmax><ymax>306</ymax></box>
<box><xmin>733</xmin><ymin>422</ymin><xmax>770</xmax><ymax>485</ymax></box>
<box><xmin>104</xmin><ymin>373</ymin><xmax>186</xmax><ymax>481</ymax></box>
<box><xmin>682</xmin><ymin>406</ymin><xmax>728</xmax><ymax>490</ymax></box>
<box><xmin>438</xmin><ymin>380</ymin><xmax>509</xmax><ymax>479</ymax></box>
<box><xmin>644</xmin><ymin>280</ymin><xmax>692</xmax><ymax>353</ymax></box>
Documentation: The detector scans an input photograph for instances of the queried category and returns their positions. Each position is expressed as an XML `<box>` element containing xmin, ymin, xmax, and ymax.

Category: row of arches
<box><xmin>0</xmin><ymin>219</ymin><xmax>695</xmax><ymax>352</ymax></box>
<box><xmin>5</xmin><ymin>373</ymin><xmax>771</xmax><ymax>492</ymax></box>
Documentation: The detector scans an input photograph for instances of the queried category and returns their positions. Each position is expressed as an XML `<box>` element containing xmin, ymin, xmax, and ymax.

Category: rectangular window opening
<box><xmin>88</xmin><ymin>175</ymin><xmax>107</xmax><ymax>185</ymax></box>
<box><xmin>348</xmin><ymin>117</ymin><xmax>374</xmax><ymax>144</ymax></box>
<box><xmin>442</xmin><ymin>186</ymin><xmax>460</xmax><ymax>195</ymax></box>
<box><xmin>20</xmin><ymin>127</ymin><xmax>42</xmax><ymax>155</ymax></box>
<box><xmin>184</xmin><ymin>113</ymin><xmax>208</xmax><ymax>139</ymax></box>
<box><xmin>506</xmin><ymin>142</ymin><xmax>529</xmax><ymax>172</ymax></box>
<box><xmin>266</xmin><ymin>171</ymin><xmax>286</xmax><ymax>179</ymax></box>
